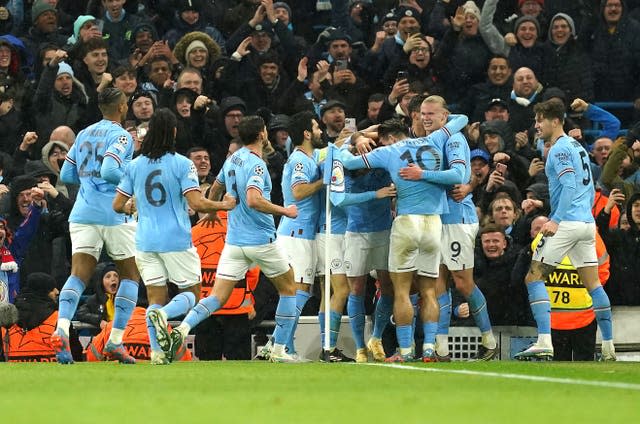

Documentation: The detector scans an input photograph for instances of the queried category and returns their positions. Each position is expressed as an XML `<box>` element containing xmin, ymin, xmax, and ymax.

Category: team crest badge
<box><xmin>188</xmin><ymin>163</ymin><xmax>198</xmax><ymax>181</ymax></box>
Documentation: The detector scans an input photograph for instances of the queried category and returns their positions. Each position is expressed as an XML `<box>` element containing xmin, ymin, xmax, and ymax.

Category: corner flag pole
<box><xmin>322</xmin><ymin>144</ymin><xmax>334</xmax><ymax>353</ymax></box>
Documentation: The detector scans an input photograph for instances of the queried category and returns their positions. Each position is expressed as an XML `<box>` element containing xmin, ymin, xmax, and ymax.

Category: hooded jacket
<box><xmin>40</xmin><ymin>140</ymin><xmax>76</xmax><ymax>200</ymax></box>
<box><xmin>479</xmin><ymin>120</ymin><xmax>515</xmax><ymax>152</ymax></box>
<box><xmin>477</xmin><ymin>119</ymin><xmax>531</xmax><ymax>204</ymax></box>
<box><xmin>75</xmin><ymin>262</ymin><xmax>118</xmax><ymax>327</ymax></box>
<box><xmin>24</xmin><ymin>158</ymin><xmax>74</xmax><ymax>216</ymax></box>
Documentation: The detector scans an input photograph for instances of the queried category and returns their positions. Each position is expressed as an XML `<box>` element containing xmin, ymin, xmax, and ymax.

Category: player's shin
<box><xmin>286</xmin><ymin>289</ymin><xmax>310</xmax><ymax>353</ymax></box>
<box><xmin>347</xmin><ymin>294</ymin><xmax>366</xmax><ymax>349</ymax></box>
<box><xmin>372</xmin><ymin>295</ymin><xmax>393</xmax><ymax>339</ymax></box>
<box><xmin>589</xmin><ymin>286</ymin><xmax>613</xmax><ymax>341</ymax></box>
<box><xmin>162</xmin><ymin>292</ymin><xmax>196</xmax><ymax>319</ymax></box>
<box><xmin>436</xmin><ymin>290</ymin><xmax>451</xmax><ymax>356</ymax></box>
<box><xmin>179</xmin><ymin>295</ymin><xmax>221</xmax><ymax>334</ymax></box>
<box><xmin>146</xmin><ymin>304</ymin><xmax>164</xmax><ymax>353</ymax></box>
<box><xmin>526</xmin><ymin>280</ymin><xmax>552</xmax><ymax>346</ymax></box>
<box><xmin>56</xmin><ymin>275</ymin><xmax>86</xmax><ymax>335</ymax></box>
<box><xmin>467</xmin><ymin>286</ymin><xmax>497</xmax><ymax>348</ymax></box>
<box><xmin>272</xmin><ymin>295</ymin><xmax>297</xmax><ymax>355</ymax></box>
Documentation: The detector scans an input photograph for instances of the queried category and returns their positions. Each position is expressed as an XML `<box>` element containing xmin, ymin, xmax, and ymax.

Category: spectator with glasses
<box><xmin>382</xmin><ymin>34</ymin><xmax>441</xmax><ymax>96</ymax></box>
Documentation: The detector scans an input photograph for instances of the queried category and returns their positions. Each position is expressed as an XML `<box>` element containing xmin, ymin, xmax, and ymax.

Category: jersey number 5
<box><xmin>578</xmin><ymin>151</ymin><xmax>592</xmax><ymax>186</ymax></box>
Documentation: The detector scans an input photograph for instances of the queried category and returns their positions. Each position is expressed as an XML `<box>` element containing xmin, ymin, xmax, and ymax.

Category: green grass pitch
<box><xmin>2</xmin><ymin>361</ymin><xmax>639</xmax><ymax>423</ymax></box>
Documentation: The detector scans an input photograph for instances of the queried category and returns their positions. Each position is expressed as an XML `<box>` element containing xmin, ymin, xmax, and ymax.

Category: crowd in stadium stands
<box><xmin>1</xmin><ymin>0</ymin><xmax>640</xmax><ymax>362</ymax></box>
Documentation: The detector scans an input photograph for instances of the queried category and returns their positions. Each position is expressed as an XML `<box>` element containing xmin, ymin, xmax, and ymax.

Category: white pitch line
<box><xmin>361</xmin><ymin>363</ymin><xmax>640</xmax><ymax>391</ymax></box>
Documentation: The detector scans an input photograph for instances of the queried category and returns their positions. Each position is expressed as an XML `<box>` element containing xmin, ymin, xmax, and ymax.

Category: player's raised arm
<box><xmin>338</xmin><ymin>135</ymin><xmax>388</xmax><ymax>170</ymax></box>
<box><xmin>399</xmin><ymin>133</ymin><xmax>466</xmax><ymax>185</ymax></box>
<box><xmin>338</xmin><ymin>145</ymin><xmax>368</xmax><ymax>170</ymax></box>
<box><xmin>444</xmin><ymin>114</ymin><xmax>469</xmax><ymax>135</ymax></box>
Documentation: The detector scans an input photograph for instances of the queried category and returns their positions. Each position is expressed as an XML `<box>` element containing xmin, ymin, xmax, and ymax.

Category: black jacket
<box><xmin>508</xmin><ymin>42</ymin><xmax>554</xmax><ymax>85</ymax></box>
<box><xmin>544</xmin><ymin>38</ymin><xmax>594</xmax><ymax>103</ymax></box>
<box><xmin>473</xmin><ymin>245</ymin><xmax>534</xmax><ymax>326</ymax></box>
<box><xmin>590</xmin><ymin>1</ymin><xmax>640</xmax><ymax>101</ymax></box>
<box><xmin>75</xmin><ymin>263</ymin><xmax>116</xmax><ymax>327</ymax></box>
<box><xmin>433</xmin><ymin>28</ymin><xmax>492</xmax><ymax>104</ymax></box>
<box><xmin>596</xmin><ymin>193</ymin><xmax>640</xmax><ymax>305</ymax></box>
<box><xmin>14</xmin><ymin>290</ymin><xmax>57</xmax><ymax>330</ymax></box>
<box><xmin>32</xmin><ymin>64</ymin><xmax>88</xmax><ymax>159</ymax></box>
<box><xmin>382</xmin><ymin>57</ymin><xmax>443</xmax><ymax>98</ymax></box>
<box><xmin>460</xmin><ymin>79</ymin><xmax>512</xmax><ymax>123</ymax></box>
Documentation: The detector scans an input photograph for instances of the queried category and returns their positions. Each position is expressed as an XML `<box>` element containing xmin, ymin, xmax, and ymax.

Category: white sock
<box><xmin>399</xmin><ymin>347</ymin><xmax>413</xmax><ymax>356</ymax></box>
<box><xmin>422</xmin><ymin>343</ymin><xmax>435</xmax><ymax>354</ymax></box>
<box><xmin>436</xmin><ymin>335</ymin><xmax>449</xmax><ymax>355</ymax></box>
<box><xmin>538</xmin><ymin>333</ymin><xmax>552</xmax><ymax>348</ymax></box>
<box><xmin>109</xmin><ymin>328</ymin><xmax>124</xmax><ymax>345</ymax></box>
<box><xmin>272</xmin><ymin>343</ymin><xmax>286</xmax><ymax>356</ymax></box>
<box><xmin>57</xmin><ymin>318</ymin><xmax>70</xmax><ymax>336</ymax></box>
<box><xmin>482</xmin><ymin>332</ymin><xmax>497</xmax><ymax>349</ymax></box>
<box><xmin>177</xmin><ymin>323</ymin><xmax>191</xmax><ymax>335</ymax></box>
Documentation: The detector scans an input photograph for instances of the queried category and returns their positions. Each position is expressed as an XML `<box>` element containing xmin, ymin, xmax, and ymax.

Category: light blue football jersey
<box><xmin>344</xmin><ymin>168</ymin><xmax>393</xmax><ymax>233</ymax></box>
<box><xmin>216</xmin><ymin>147</ymin><xmax>277</xmax><ymax>246</ymax></box>
<box><xmin>314</xmin><ymin>148</ymin><xmax>348</xmax><ymax>235</ymax></box>
<box><xmin>441</xmin><ymin>133</ymin><xmax>478</xmax><ymax>225</ymax></box>
<box><xmin>340</xmin><ymin>129</ymin><xmax>453</xmax><ymax>216</ymax></box>
<box><xmin>117</xmin><ymin>152</ymin><xmax>200</xmax><ymax>252</ymax></box>
<box><xmin>63</xmin><ymin>120</ymin><xmax>133</xmax><ymax>226</ymax></box>
<box><xmin>546</xmin><ymin>135</ymin><xmax>595</xmax><ymax>223</ymax></box>
<box><xmin>277</xmin><ymin>148</ymin><xmax>321</xmax><ymax>240</ymax></box>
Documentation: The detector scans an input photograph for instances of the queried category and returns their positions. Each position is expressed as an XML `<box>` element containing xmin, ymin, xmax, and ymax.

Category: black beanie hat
<box><xmin>10</xmin><ymin>175</ymin><xmax>38</xmax><ymax>197</ymax></box>
<box><xmin>26</xmin><ymin>272</ymin><xmax>57</xmax><ymax>294</ymax></box>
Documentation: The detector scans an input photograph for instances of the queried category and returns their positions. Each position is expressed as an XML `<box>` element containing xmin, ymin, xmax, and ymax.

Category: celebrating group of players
<box><xmin>49</xmin><ymin>86</ymin><xmax>617</xmax><ymax>365</ymax></box>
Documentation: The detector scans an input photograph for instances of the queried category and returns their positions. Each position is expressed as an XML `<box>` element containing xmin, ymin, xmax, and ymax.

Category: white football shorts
<box><xmin>277</xmin><ymin>236</ymin><xmax>317</xmax><ymax>284</ymax></box>
<box><xmin>532</xmin><ymin>221</ymin><xmax>598</xmax><ymax>268</ymax></box>
<box><xmin>216</xmin><ymin>242</ymin><xmax>290</xmax><ymax>280</ymax></box>
<box><xmin>70</xmin><ymin>221</ymin><xmax>136</xmax><ymax>260</ymax></box>
<box><xmin>343</xmin><ymin>230</ymin><xmax>390</xmax><ymax>277</ymax></box>
<box><xmin>388</xmin><ymin>214</ymin><xmax>442</xmax><ymax>277</ymax></box>
<box><xmin>136</xmin><ymin>246</ymin><xmax>201</xmax><ymax>289</ymax></box>
<box><xmin>441</xmin><ymin>223</ymin><xmax>479</xmax><ymax>271</ymax></box>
